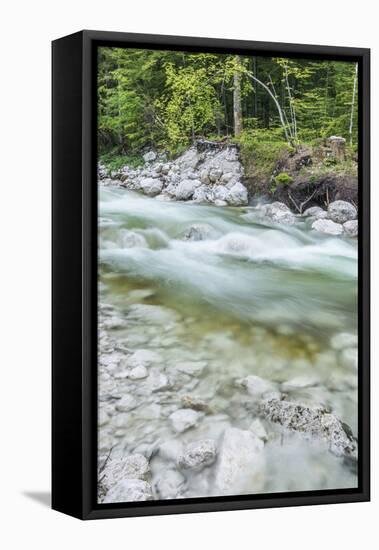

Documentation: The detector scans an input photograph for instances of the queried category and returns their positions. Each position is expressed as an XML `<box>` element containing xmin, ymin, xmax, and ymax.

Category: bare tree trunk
<box><xmin>349</xmin><ymin>63</ymin><xmax>358</xmax><ymax>146</ymax></box>
<box><xmin>233</xmin><ymin>56</ymin><xmax>243</xmax><ymax>137</ymax></box>
<box><xmin>246</xmin><ymin>69</ymin><xmax>291</xmax><ymax>143</ymax></box>
<box><xmin>284</xmin><ymin>64</ymin><xmax>297</xmax><ymax>141</ymax></box>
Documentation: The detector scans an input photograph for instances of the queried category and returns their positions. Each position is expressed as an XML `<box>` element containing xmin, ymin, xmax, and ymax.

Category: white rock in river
<box><xmin>175</xmin><ymin>360</ymin><xmax>207</xmax><ymax>377</ymax></box>
<box><xmin>177</xmin><ymin>439</ymin><xmax>217</xmax><ymax>471</ymax></box>
<box><xmin>257</xmin><ymin>399</ymin><xmax>357</xmax><ymax>459</ymax></box>
<box><xmin>129</xmin><ymin>365</ymin><xmax>148</xmax><ymax>380</ymax></box>
<box><xmin>126</xmin><ymin>349</ymin><xmax>162</xmax><ymax>368</ymax></box>
<box><xmin>312</xmin><ymin>218</ymin><xmax>343</xmax><ymax>235</ymax></box>
<box><xmin>169</xmin><ymin>409</ymin><xmax>201</xmax><ymax>433</ymax></box>
<box><xmin>330</xmin><ymin>332</ymin><xmax>358</xmax><ymax>350</ymax></box>
<box><xmin>154</xmin><ymin>470</ymin><xmax>186</xmax><ymax>499</ymax></box>
<box><xmin>183</xmin><ymin>223</ymin><xmax>217</xmax><ymax>241</ymax></box>
<box><xmin>119</xmin><ymin>229</ymin><xmax>147</xmax><ymax>248</ymax></box>
<box><xmin>115</xmin><ymin>394</ymin><xmax>138</xmax><ymax>412</ymax></box>
<box><xmin>328</xmin><ymin>200</ymin><xmax>357</xmax><ymax>224</ymax></box>
<box><xmin>175</xmin><ymin>178</ymin><xmax>201</xmax><ymax>200</ymax></box>
<box><xmin>140</xmin><ymin>177</ymin><xmax>163</xmax><ymax>197</ymax></box>
<box><xmin>237</xmin><ymin>375</ymin><xmax>278</xmax><ymax>398</ymax></box>
<box><xmin>225</xmin><ymin>182</ymin><xmax>248</xmax><ymax>206</ymax></box>
<box><xmin>281</xmin><ymin>375</ymin><xmax>319</xmax><ymax>392</ymax></box>
<box><xmin>127</xmin><ymin>303</ymin><xmax>180</xmax><ymax>325</ymax></box>
<box><xmin>103</xmin><ymin>454</ymin><xmax>150</xmax><ymax>491</ymax></box>
<box><xmin>261</xmin><ymin>202</ymin><xmax>296</xmax><ymax>225</ymax></box>
<box><xmin>303</xmin><ymin>206</ymin><xmax>328</xmax><ymax>219</ymax></box>
<box><xmin>103</xmin><ymin>479</ymin><xmax>153</xmax><ymax>503</ymax></box>
<box><xmin>343</xmin><ymin>219</ymin><xmax>358</xmax><ymax>237</ymax></box>
<box><xmin>215</xmin><ymin>427</ymin><xmax>265</xmax><ymax>495</ymax></box>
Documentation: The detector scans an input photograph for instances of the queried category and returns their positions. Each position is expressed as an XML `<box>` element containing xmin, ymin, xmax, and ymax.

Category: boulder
<box><xmin>214</xmin><ymin>427</ymin><xmax>265</xmax><ymax>495</ymax></box>
<box><xmin>225</xmin><ymin>182</ymin><xmax>248</xmax><ymax>206</ymax></box>
<box><xmin>328</xmin><ymin>200</ymin><xmax>357</xmax><ymax>224</ymax></box>
<box><xmin>257</xmin><ymin>398</ymin><xmax>357</xmax><ymax>459</ymax></box>
<box><xmin>103</xmin><ymin>479</ymin><xmax>153</xmax><ymax>503</ymax></box>
<box><xmin>302</xmin><ymin>206</ymin><xmax>328</xmax><ymax>219</ymax></box>
<box><xmin>175</xmin><ymin>179</ymin><xmax>201</xmax><ymax>200</ymax></box>
<box><xmin>343</xmin><ymin>219</ymin><xmax>358</xmax><ymax>237</ymax></box>
<box><xmin>102</xmin><ymin>454</ymin><xmax>150</xmax><ymax>491</ymax></box>
<box><xmin>177</xmin><ymin>439</ymin><xmax>217</xmax><ymax>471</ymax></box>
<box><xmin>183</xmin><ymin>223</ymin><xmax>217</xmax><ymax>241</ymax></box>
<box><xmin>209</xmin><ymin>168</ymin><xmax>223</xmax><ymax>183</ymax></box>
<box><xmin>192</xmin><ymin>184</ymin><xmax>214</xmax><ymax>203</ymax></box>
<box><xmin>261</xmin><ymin>202</ymin><xmax>296</xmax><ymax>225</ymax></box>
<box><xmin>128</xmin><ymin>365</ymin><xmax>148</xmax><ymax>380</ymax></box>
<box><xmin>119</xmin><ymin>230</ymin><xmax>147</xmax><ymax>248</ymax></box>
<box><xmin>312</xmin><ymin>218</ymin><xmax>343</xmax><ymax>236</ymax></box>
<box><xmin>169</xmin><ymin>409</ymin><xmax>201</xmax><ymax>433</ymax></box>
<box><xmin>140</xmin><ymin>177</ymin><xmax>163</xmax><ymax>197</ymax></box>
<box><xmin>143</xmin><ymin>151</ymin><xmax>157</xmax><ymax>163</ymax></box>
<box><xmin>115</xmin><ymin>395</ymin><xmax>138</xmax><ymax>412</ymax></box>
<box><xmin>249</xmin><ymin>419</ymin><xmax>268</xmax><ymax>442</ymax></box>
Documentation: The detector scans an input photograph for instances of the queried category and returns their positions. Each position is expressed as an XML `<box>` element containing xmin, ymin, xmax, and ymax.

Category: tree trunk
<box><xmin>233</xmin><ymin>56</ymin><xmax>243</xmax><ymax>137</ymax></box>
<box><xmin>349</xmin><ymin>63</ymin><xmax>358</xmax><ymax>146</ymax></box>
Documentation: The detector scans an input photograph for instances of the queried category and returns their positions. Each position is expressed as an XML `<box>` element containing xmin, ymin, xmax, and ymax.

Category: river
<box><xmin>98</xmin><ymin>187</ymin><xmax>358</xmax><ymax>500</ymax></box>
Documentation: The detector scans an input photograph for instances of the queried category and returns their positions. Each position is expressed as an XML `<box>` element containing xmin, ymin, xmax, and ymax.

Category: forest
<box><xmin>97</xmin><ymin>47</ymin><xmax>358</xmax><ymax>168</ymax></box>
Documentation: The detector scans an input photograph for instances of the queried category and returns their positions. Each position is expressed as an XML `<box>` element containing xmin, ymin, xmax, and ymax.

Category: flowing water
<box><xmin>98</xmin><ymin>187</ymin><xmax>358</xmax><ymax>499</ymax></box>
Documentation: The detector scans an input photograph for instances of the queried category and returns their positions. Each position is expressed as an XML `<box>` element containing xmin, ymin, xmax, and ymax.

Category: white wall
<box><xmin>0</xmin><ymin>0</ymin><xmax>376</xmax><ymax>548</ymax></box>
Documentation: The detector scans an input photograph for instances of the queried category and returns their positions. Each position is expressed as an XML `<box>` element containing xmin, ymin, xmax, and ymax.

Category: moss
<box><xmin>274</xmin><ymin>172</ymin><xmax>293</xmax><ymax>186</ymax></box>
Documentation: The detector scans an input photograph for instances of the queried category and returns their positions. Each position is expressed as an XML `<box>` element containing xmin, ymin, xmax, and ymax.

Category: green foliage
<box><xmin>97</xmin><ymin>47</ymin><xmax>359</xmax><ymax>158</ymax></box>
<box><xmin>274</xmin><ymin>172</ymin><xmax>293</xmax><ymax>186</ymax></box>
<box><xmin>99</xmin><ymin>150</ymin><xmax>143</xmax><ymax>171</ymax></box>
<box><xmin>237</xmin><ymin>129</ymin><xmax>292</xmax><ymax>181</ymax></box>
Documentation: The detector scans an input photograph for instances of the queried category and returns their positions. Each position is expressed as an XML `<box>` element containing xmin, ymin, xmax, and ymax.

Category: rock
<box><xmin>103</xmin><ymin>479</ymin><xmax>153</xmax><ymax>503</ymax></box>
<box><xmin>129</xmin><ymin>365</ymin><xmax>148</xmax><ymax>380</ymax></box>
<box><xmin>192</xmin><ymin>184</ymin><xmax>213</xmax><ymax>203</ymax></box>
<box><xmin>169</xmin><ymin>409</ymin><xmax>201</xmax><ymax>433</ymax></box>
<box><xmin>175</xmin><ymin>179</ymin><xmax>201</xmax><ymax>200</ymax></box>
<box><xmin>103</xmin><ymin>454</ymin><xmax>150</xmax><ymax>491</ymax></box>
<box><xmin>343</xmin><ymin>219</ymin><xmax>358</xmax><ymax>237</ymax></box>
<box><xmin>126</xmin><ymin>349</ymin><xmax>162</xmax><ymax>369</ymax></box>
<box><xmin>312</xmin><ymin>218</ymin><xmax>343</xmax><ymax>235</ymax></box>
<box><xmin>213</xmin><ymin>185</ymin><xmax>229</xmax><ymax>202</ymax></box>
<box><xmin>237</xmin><ymin>375</ymin><xmax>278</xmax><ymax>398</ymax></box>
<box><xmin>200</xmin><ymin>169</ymin><xmax>210</xmax><ymax>184</ymax></box>
<box><xmin>328</xmin><ymin>200</ymin><xmax>357</xmax><ymax>224</ymax></box>
<box><xmin>115</xmin><ymin>395</ymin><xmax>138</xmax><ymax>412</ymax></box>
<box><xmin>181</xmin><ymin>395</ymin><xmax>212</xmax><ymax>413</ymax></box>
<box><xmin>257</xmin><ymin>398</ymin><xmax>357</xmax><ymax>459</ymax></box>
<box><xmin>209</xmin><ymin>168</ymin><xmax>223</xmax><ymax>182</ymax></box>
<box><xmin>154</xmin><ymin>470</ymin><xmax>186</xmax><ymax>499</ymax></box>
<box><xmin>147</xmin><ymin>368</ymin><xmax>171</xmax><ymax>393</ymax></box>
<box><xmin>177</xmin><ymin>439</ymin><xmax>217</xmax><ymax>471</ymax></box>
<box><xmin>340</xmin><ymin>347</ymin><xmax>358</xmax><ymax>370</ymax></box>
<box><xmin>183</xmin><ymin>223</ymin><xmax>217</xmax><ymax>241</ymax></box>
<box><xmin>249</xmin><ymin>419</ymin><xmax>268</xmax><ymax>442</ymax></box>
<box><xmin>215</xmin><ymin>427</ymin><xmax>265</xmax><ymax>495</ymax></box>
<box><xmin>140</xmin><ymin>177</ymin><xmax>163</xmax><ymax>196</ymax></box>
<box><xmin>281</xmin><ymin>375</ymin><xmax>319</xmax><ymax>392</ymax></box>
<box><xmin>225</xmin><ymin>182</ymin><xmax>248</xmax><ymax>206</ymax></box>
<box><xmin>302</xmin><ymin>206</ymin><xmax>328</xmax><ymax>219</ymax></box>
<box><xmin>98</xmin><ymin>409</ymin><xmax>110</xmax><ymax>426</ymax></box>
<box><xmin>261</xmin><ymin>202</ymin><xmax>296</xmax><ymax>225</ymax></box>
<box><xmin>119</xmin><ymin>230</ymin><xmax>147</xmax><ymax>248</ymax></box>
<box><xmin>127</xmin><ymin>304</ymin><xmax>180</xmax><ymax>325</ymax></box>
<box><xmin>175</xmin><ymin>361</ymin><xmax>207</xmax><ymax>377</ymax></box>
<box><xmin>330</xmin><ymin>332</ymin><xmax>358</xmax><ymax>350</ymax></box>
<box><xmin>143</xmin><ymin>151</ymin><xmax>157</xmax><ymax>163</ymax></box>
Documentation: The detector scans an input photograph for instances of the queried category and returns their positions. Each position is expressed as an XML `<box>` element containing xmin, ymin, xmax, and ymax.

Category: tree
<box><xmin>233</xmin><ymin>56</ymin><xmax>243</xmax><ymax>137</ymax></box>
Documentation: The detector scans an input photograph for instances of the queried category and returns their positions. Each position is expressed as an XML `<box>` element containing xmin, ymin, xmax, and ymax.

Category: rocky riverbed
<box><xmin>97</xmin><ymin>164</ymin><xmax>358</xmax><ymax>502</ymax></box>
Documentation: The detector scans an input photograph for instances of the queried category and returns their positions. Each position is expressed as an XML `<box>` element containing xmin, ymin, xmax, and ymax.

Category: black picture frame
<box><xmin>52</xmin><ymin>30</ymin><xmax>370</xmax><ymax>520</ymax></box>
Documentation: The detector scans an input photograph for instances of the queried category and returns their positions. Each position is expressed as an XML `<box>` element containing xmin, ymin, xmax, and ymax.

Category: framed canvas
<box><xmin>52</xmin><ymin>30</ymin><xmax>370</xmax><ymax>520</ymax></box>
